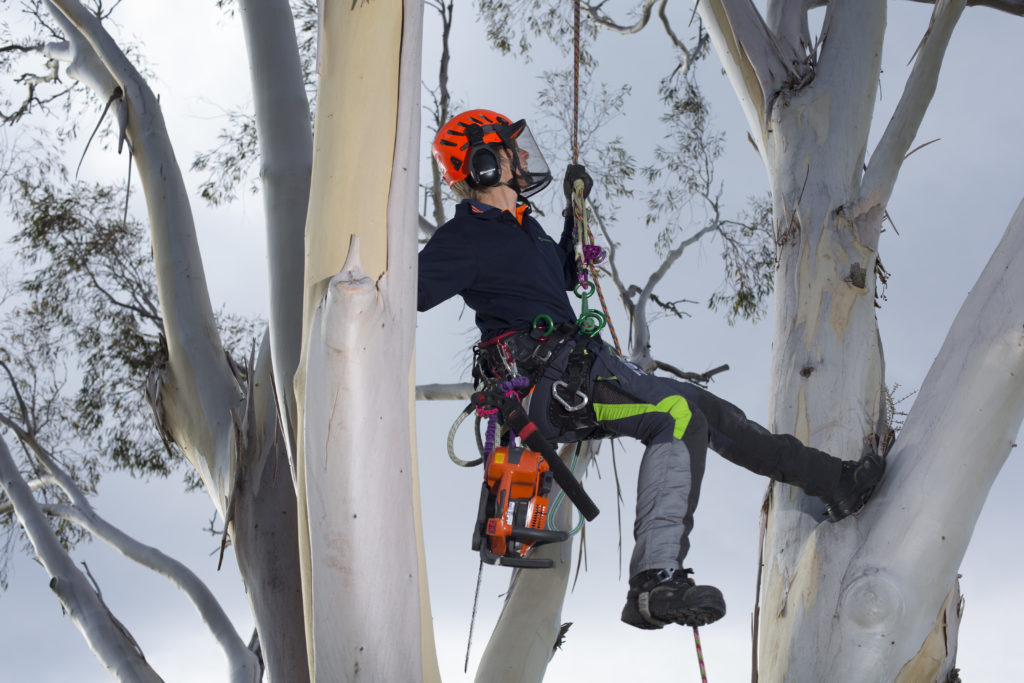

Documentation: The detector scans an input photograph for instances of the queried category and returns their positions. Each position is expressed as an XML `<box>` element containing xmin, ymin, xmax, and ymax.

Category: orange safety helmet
<box><xmin>432</xmin><ymin>109</ymin><xmax>552</xmax><ymax>198</ymax></box>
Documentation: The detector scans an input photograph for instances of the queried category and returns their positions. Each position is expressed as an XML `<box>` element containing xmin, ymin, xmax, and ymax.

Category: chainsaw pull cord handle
<box><xmin>469</xmin><ymin>390</ymin><xmax>600</xmax><ymax>522</ymax></box>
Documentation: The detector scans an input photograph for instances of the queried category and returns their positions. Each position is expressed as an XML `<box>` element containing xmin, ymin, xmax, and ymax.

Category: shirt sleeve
<box><xmin>558</xmin><ymin>209</ymin><xmax>580</xmax><ymax>289</ymax></box>
<box><xmin>417</xmin><ymin>225</ymin><xmax>478</xmax><ymax>312</ymax></box>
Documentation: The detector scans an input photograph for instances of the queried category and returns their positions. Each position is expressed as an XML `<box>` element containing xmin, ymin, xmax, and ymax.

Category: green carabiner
<box><xmin>577</xmin><ymin>310</ymin><xmax>606</xmax><ymax>337</ymax></box>
<box><xmin>573</xmin><ymin>281</ymin><xmax>595</xmax><ymax>300</ymax></box>
<box><xmin>532</xmin><ymin>313</ymin><xmax>555</xmax><ymax>338</ymax></box>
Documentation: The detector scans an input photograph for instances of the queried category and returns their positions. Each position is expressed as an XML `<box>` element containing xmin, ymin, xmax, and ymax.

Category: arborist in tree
<box><xmin>418</xmin><ymin>109</ymin><xmax>885</xmax><ymax>631</ymax></box>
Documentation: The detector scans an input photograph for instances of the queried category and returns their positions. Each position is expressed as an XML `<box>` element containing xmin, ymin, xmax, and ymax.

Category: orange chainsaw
<box><xmin>471</xmin><ymin>445</ymin><xmax>568</xmax><ymax>568</ymax></box>
<box><xmin>467</xmin><ymin>389</ymin><xmax>599</xmax><ymax>569</ymax></box>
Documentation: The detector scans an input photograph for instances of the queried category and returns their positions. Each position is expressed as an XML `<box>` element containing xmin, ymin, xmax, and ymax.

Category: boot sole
<box><xmin>621</xmin><ymin>587</ymin><xmax>726</xmax><ymax>629</ymax></box>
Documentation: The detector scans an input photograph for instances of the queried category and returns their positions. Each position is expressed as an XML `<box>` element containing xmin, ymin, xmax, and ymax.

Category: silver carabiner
<box><xmin>552</xmin><ymin>380</ymin><xmax>588</xmax><ymax>412</ymax></box>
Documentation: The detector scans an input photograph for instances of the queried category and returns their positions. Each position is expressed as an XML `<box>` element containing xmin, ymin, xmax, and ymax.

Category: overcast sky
<box><xmin>1</xmin><ymin>2</ymin><xmax>1022</xmax><ymax>682</ymax></box>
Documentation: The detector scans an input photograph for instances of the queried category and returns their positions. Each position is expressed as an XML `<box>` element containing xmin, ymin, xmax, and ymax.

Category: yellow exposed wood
<box><xmin>895</xmin><ymin>584</ymin><xmax>961</xmax><ymax>683</ymax></box>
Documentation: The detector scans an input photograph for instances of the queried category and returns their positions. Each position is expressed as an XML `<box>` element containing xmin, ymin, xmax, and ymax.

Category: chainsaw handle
<box><xmin>470</xmin><ymin>391</ymin><xmax>601</xmax><ymax>522</ymax></box>
<box><xmin>511</xmin><ymin>527</ymin><xmax>569</xmax><ymax>545</ymax></box>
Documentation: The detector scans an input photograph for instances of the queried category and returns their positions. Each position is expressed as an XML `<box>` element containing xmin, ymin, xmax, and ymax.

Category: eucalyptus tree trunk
<box><xmin>697</xmin><ymin>0</ymin><xmax>1024</xmax><ymax>680</ymax></box>
<box><xmin>294</xmin><ymin>0</ymin><xmax>440</xmax><ymax>680</ymax></box>
<box><xmin>43</xmin><ymin>0</ymin><xmax>306</xmax><ymax>678</ymax></box>
<box><xmin>474</xmin><ymin>442</ymin><xmax>597</xmax><ymax>682</ymax></box>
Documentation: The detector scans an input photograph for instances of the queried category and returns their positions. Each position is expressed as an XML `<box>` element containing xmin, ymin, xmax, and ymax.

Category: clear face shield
<box><xmin>503</xmin><ymin>120</ymin><xmax>552</xmax><ymax>198</ymax></box>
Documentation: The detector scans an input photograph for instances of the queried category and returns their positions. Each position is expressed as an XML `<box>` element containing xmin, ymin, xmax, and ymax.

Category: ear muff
<box><xmin>467</xmin><ymin>145</ymin><xmax>501</xmax><ymax>188</ymax></box>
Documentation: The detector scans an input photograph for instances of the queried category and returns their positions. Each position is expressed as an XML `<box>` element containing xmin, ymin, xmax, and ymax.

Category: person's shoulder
<box><xmin>437</xmin><ymin>201</ymin><xmax>495</xmax><ymax>234</ymax></box>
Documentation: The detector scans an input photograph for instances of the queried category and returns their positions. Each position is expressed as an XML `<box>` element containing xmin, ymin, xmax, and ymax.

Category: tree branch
<box><xmin>237</xmin><ymin>0</ymin><xmax>313</xmax><ymax>462</ymax></box>
<box><xmin>854</xmin><ymin>0</ymin><xmax>966</xmax><ymax>237</ymax></box>
<box><xmin>905</xmin><ymin>0</ymin><xmax>1024</xmax><ymax>13</ymax></box>
<box><xmin>0</xmin><ymin>474</ymin><xmax>58</xmax><ymax>515</ymax></box>
<box><xmin>828</xmin><ymin>190</ymin><xmax>1024</xmax><ymax>681</ymax></box>
<box><xmin>652</xmin><ymin>360</ymin><xmax>729</xmax><ymax>385</ymax></box>
<box><xmin>696</xmin><ymin>0</ymin><xmax>796</xmax><ymax>145</ymax></box>
<box><xmin>41</xmin><ymin>502</ymin><xmax>259</xmax><ymax>682</ymax></box>
<box><xmin>47</xmin><ymin>0</ymin><xmax>243</xmax><ymax>513</ymax></box>
<box><xmin>0</xmin><ymin>434</ymin><xmax>162</xmax><ymax>681</ymax></box>
<box><xmin>415</xmin><ymin>382</ymin><xmax>473</xmax><ymax>401</ymax></box>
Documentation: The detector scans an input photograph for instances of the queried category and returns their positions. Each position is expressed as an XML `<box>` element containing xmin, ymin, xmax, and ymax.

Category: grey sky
<box><xmin>1</xmin><ymin>1</ymin><xmax>1021</xmax><ymax>681</ymax></box>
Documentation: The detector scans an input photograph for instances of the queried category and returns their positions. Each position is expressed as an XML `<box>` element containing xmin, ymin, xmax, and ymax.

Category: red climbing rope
<box><xmin>570</xmin><ymin>0</ymin><xmax>622</xmax><ymax>355</ymax></box>
<box><xmin>572</xmin><ymin>0</ymin><xmax>581</xmax><ymax>165</ymax></box>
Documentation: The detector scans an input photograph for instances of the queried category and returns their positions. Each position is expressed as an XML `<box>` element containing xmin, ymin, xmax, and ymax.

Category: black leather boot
<box><xmin>621</xmin><ymin>568</ymin><xmax>726</xmax><ymax>630</ymax></box>
<box><xmin>823</xmin><ymin>450</ymin><xmax>886</xmax><ymax>522</ymax></box>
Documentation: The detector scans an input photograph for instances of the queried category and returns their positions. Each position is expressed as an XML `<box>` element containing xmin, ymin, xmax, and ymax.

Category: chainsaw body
<box><xmin>472</xmin><ymin>445</ymin><xmax>569</xmax><ymax>568</ymax></box>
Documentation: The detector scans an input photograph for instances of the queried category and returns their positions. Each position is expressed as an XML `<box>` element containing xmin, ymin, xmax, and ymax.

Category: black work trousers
<box><xmin>524</xmin><ymin>337</ymin><xmax>843</xmax><ymax>577</ymax></box>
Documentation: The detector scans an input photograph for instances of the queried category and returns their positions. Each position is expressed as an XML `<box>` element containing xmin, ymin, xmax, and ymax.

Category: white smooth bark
<box><xmin>2</xmin><ymin>400</ymin><xmax>260</xmax><ymax>681</ymax></box>
<box><xmin>0</xmin><ymin>436</ymin><xmax>162</xmax><ymax>682</ymax></box>
<box><xmin>698</xmin><ymin>1</ymin><xmax>1024</xmax><ymax>680</ymax></box>
<box><xmin>298</xmin><ymin>1</ymin><xmax>438</xmax><ymax>680</ymax></box>
<box><xmin>237</xmin><ymin>0</ymin><xmax>312</xmax><ymax>468</ymax></box>
<box><xmin>836</xmin><ymin>198</ymin><xmax>1024</xmax><ymax>681</ymax></box>
<box><xmin>855</xmin><ymin>0</ymin><xmax>966</xmax><ymax>226</ymax></box>
<box><xmin>43</xmin><ymin>503</ymin><xmax>259</xmax><ymax>683</ymax></box>
<box><xmin>696</xmin><ymin>0</ymin><xmax>794</xmax><ymax>162</ymax></box>
<box><xmin>46</xmin><ymin>0</ymin><xmax>242</xmax><ymax>516</ymax></box>
<box><xmin>45</xmin><ymin>3</ymin><xmax>308</xmax><ymax>678</ymax></box>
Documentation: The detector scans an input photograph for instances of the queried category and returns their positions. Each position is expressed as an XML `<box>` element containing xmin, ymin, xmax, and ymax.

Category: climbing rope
<box><xmin>571</xmin><ymin>3</ymin><xmax>705</xmax><ymax>677</ymax></box>
<box><xmin>570</xmin><ymin>0</ymin><xmax>622</xmax><ymax>355</ymax></box>
<box><xmin>693</xmin><ymin>625</ymin><xmax>709</xmax><ymax>683</ymax></box>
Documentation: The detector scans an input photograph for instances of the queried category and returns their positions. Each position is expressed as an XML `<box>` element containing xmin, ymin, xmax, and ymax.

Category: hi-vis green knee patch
<box><xmin>593</xmin><ymin>395</ymin><xmax>692</xmax><ymax>439</ymax></box>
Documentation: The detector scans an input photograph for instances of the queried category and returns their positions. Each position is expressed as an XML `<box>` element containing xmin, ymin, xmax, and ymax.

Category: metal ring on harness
<box><xmin>532</xmin><ymin>313</ymin><xmax>555</xmax><ymax>338</ymax></box>
<box><xmin>552</xmin><ymin>380</ymin><xmax>588</xmax><ymax>411</ymax></box>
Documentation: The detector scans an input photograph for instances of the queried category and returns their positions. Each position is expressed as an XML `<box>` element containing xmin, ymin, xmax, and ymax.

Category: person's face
<box><xmin>497</xmin><ymin>144</ymin><xmax>530</xmax><ymax>187</ymax></box>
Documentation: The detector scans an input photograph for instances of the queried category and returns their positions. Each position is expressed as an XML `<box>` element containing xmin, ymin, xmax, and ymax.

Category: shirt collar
<box><xmin>462</xmin><ymin>199</ymin><xmax>530</xmax><ymax>225</ymax></box>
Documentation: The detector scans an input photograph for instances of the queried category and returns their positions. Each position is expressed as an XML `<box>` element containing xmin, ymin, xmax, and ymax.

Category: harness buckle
<box><xmin>552</xmin><ymin>381</ymin><xmax>588</xmax><ymax>412</ymax></box>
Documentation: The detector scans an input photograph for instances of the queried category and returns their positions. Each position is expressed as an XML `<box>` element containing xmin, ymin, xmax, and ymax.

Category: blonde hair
<box><xmin>450</xmin><ymin>179</ymin><xmax>482</xmax><ymax>201</ymax></box>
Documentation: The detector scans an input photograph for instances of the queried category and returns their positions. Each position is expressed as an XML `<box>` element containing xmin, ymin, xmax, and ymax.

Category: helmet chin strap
<box><xmin>504</xmin><ymin>149</ymin><xmax>530</xmax><ymax>199</ymax></box>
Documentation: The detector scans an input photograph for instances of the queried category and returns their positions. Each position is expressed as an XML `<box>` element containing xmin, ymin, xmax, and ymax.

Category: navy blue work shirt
<box><xmin>417</xmin><ymin>199</ymin><xmax>579</xmax><ymax>340</ymax></box>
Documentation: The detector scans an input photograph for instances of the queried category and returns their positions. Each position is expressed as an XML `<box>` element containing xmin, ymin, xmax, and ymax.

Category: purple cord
<box><xmin>482</xmin><ymin>377</ymin><xmax>531</xmax><ymax>455</ymax></box>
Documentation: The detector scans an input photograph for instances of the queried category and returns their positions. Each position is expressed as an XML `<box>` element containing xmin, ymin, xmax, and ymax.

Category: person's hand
<box><xmin>563</xmin><ymin>164</ymin><xmax>593</xmax><ymax>202</ymax></box>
